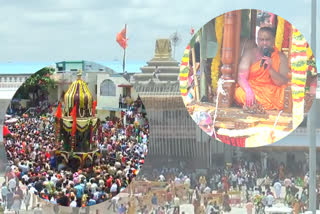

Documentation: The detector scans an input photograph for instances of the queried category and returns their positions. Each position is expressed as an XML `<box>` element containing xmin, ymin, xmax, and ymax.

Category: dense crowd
<box><xmin>2</xmin><ymin>97</ymin><xmax>149</xmax><ymax>209</ymax></box>
<box><xmin>134</xmin><ymin>158</ymin><xmax>317</xmax><ymax>214</ymax></box>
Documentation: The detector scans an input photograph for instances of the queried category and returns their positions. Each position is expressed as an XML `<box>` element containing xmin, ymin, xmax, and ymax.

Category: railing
<box><xmin>23</xmin><ymin>107</ymin><xmax>36</xmax><ymax>116</ymax></box>
<box><xmin>0</xmin><ymin>75</ymin><xmax>29</xmax><ymax>83</ymax></box>
<box><xmin>0</xmin><ymin>82</ymin><xmax>23</xmax><ymax>88</ymax></box>
<box><xmin>0</xmin><ymin>75</ymin><xmax>30</xmax><ymax>88</ymax></box>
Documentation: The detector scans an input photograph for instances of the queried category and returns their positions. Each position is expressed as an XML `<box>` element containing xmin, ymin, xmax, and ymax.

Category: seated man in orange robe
<box><xmin>234</xmin><ymin>27</ymin><xmax>290</xmax><ymax>110</ymax></box>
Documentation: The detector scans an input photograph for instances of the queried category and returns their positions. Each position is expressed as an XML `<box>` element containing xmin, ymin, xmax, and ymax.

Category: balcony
<box><xmin>0</xmin><ymin>75</ymin><xmax>30</xmax><ymax>89</ymax></box>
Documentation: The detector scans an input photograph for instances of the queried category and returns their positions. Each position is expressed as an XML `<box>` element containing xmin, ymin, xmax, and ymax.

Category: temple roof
<box><xmin>132</xmin><ymin>39</ymin><xmax>180</xmax><ymax>94</ymax></box>
<box><xmin>64</xmin><ymin>70</ymin><xmax>93</xmax><ymax>117</ymax></box>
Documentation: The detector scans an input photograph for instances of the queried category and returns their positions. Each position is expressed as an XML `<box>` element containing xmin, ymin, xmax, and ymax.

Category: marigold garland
<box><xmin>306</xmin><ymin>46</ymin><xmax>317</xmax><ymax>76</ymax></box>
<box><xmin>211</xmin><ymin>15</ymin><xmax>224</xmax><ymax>92</ymax></box>
<box><xmin>290</xmin><ymin>27</ymin><xmax>308</xmax><ymax>129</ymax></box>
<box><xmin>275</xmin><ymin>16</ymin><xmax>285</xmax><ymax>50</ymax></box>
<box><xmin>179</xmin><ymin>45</ymin><xmax>191</xmax><ymax>96</ymax></box>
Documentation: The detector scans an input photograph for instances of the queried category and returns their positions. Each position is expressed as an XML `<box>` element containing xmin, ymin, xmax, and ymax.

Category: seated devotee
<box><xmin>234</xmin><ymin>27</ymin><xmax>289</xmax><ymax>110</ymax></box>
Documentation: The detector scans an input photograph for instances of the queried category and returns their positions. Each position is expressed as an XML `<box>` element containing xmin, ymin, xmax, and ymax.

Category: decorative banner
<box><xmin>62</xmin><ymin>117</ymin><xmax>98</xmax><ymax>133</ymax></box>
<box><xmin>71</xmin><ymin>104</ymin><xmax>77</xmax><ymax>136</ymax></box>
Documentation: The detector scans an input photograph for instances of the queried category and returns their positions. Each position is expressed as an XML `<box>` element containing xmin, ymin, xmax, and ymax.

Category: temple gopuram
<box><xmin>133</xmin><ymin>39</ymin><xmax>233</xmax><ymax>168</ymax></box>
<box><xmin>55</xmin><ymin>70</ymin><xmax>100</xmax><ymax>170</ymax></box>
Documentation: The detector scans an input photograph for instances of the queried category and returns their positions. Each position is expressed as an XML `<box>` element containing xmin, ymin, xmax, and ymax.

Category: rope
<box><xmin>269</xmin><ymin>110</ymin><xmax>283</xmax><ymax>144</ymax></box>
<box><xmin>273</xmin><ymin>110</ymin><xmax>283</xmax><ymax>130</ymax></box>
<box><xmin>211</xmin><ymin>78</ymin><xmax>235</xmax><ymax>139</ymax></box>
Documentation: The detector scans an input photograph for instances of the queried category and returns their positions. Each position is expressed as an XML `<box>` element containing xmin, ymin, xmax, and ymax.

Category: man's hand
<box><xmin>245</xmin><ymin>87</ymin><xmax>255</xmax><ymax>107</ymax></box>
<box><xmin>262</xmin><ymin>56</ymin><xmax>272</xmax><ymax>70</ymax></box>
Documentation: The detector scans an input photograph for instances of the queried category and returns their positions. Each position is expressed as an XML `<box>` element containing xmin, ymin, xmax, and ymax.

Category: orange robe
<box><xmin>234</xmin><ymin>49</ymin><xmax>286</xmax><ymax>110</ymax></box>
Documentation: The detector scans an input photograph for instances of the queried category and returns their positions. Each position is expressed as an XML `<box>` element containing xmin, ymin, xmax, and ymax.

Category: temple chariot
<box><xmin>55</xmin><ymin>70</ymin><xmax>100</xmax><ymax>170</ymax></box>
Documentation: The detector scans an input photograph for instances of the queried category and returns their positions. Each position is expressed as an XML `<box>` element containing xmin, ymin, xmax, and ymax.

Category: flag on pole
<box><xmin>92</xmin><ymin>100</ymin><xmax>97</xmax><ymax>116</ymax></box>
<box><xmin>190</xmin><ymin>27</ymin><xmax>195</xmax><ymax>36</ymax></box>
<box><xmin>70</xmin><ymin>104</ymin><xmax>77</xmax><ymax>136</ymax></box>
<box><xmin>55</xmin><ymin>102</ymin><xmax>62</xmax><ymax>120</ymax></box>
<box><xmin>116</xmin><ymin>27</ymin><xmax>128</xmax><ymax>49</ymax></box>
<box><xmin>3</xmin><ymin>126</ymin><xmax>11</xmax><ymax>136</ymax></box>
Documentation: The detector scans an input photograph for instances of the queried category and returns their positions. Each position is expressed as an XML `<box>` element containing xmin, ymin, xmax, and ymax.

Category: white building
<box><xmin>51</xmin><ymin>61</ymin><xmax>137</xmax><ymax>121</ymax></box>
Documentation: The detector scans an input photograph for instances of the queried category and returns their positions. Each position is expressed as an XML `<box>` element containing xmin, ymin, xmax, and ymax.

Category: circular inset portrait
<box><xmin>179</xmin><ymin>9</ymin><xmax>317</xmax><ymax>147</ymax></box>
<box><xmin>3</xmin><ymin>61</ymin><xmax>149</xmax><ymax>206</ymax></box>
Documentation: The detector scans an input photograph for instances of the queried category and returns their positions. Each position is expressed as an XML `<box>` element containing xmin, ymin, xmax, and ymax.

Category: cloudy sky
<box><xmin>0</xmin><ymin>0</ymin><xmax>318</xmax><ymax>64</ymax></box>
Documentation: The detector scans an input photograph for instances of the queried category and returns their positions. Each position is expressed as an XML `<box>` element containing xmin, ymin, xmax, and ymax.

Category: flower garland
<box><xmin>211</xmin><ymin>15</ymin><xmax>224</xmax><ymax>92</ymax></box>
<box><xmin>306</xmin><ymin>46</ymin><xmax>317</xmax><ymax>76</ymax></box>
<box><xmin>275</xmin><ymin>16</ymin><xmax>285</xmax><ymax>50</ymax></box>
<box><xmin>179</xmin><ymin>45</ymin><xmax>191</xmax><ymax>97</ymax></box>
<box><xmin>305</xmin><ymin>46</ymin><xmax>317</xmax><ymax>93</ymax></box>
<box><xmin>290</xmin><ymin>27</ymin><xmax>308</xmax><ymax>128</ymax></box>
<box><xmin>307</xmin><ymin>55</ymin><xmax>317</xmax><ymax>76</ymax></box>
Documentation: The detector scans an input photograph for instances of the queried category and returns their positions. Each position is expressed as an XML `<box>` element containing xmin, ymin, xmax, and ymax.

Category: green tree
<box><xmin>15</xmin><ymin>67</ymin><xmax>57</xmax><ymax>106</ymax></box>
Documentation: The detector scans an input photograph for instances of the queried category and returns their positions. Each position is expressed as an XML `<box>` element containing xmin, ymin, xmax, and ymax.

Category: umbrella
<box><xmin>3</xmin><ymin>126</ymin><xmax>11</xmax><ymax>136</ymax></box>
<box><xmin>5</xmin><ymin>114</ymin><xmax>12</xmax><ymax>119</ymax></box>
<box><xmin>5</xmin><ymin>118</ymin><xmax>18</xmax><ymax>124</ymax></box>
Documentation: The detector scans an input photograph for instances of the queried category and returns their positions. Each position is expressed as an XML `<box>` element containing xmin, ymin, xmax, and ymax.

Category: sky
<box><xmin>0</xmin><ymin>0</ymin><xmax>318</xmax><ymax>66</ymax></box>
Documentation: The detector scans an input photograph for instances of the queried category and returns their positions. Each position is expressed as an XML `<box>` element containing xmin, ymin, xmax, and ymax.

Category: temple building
<box><xmin>132</xmin><ymin>39</ymin><xmax>233</xmax><ymax>169</ymax></box>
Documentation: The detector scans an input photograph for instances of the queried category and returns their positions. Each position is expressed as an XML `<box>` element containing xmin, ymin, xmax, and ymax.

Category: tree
<box><xmin>15</xmin><ymin>67</ymin><xmax>57</xmax><ymax>106</ymax></box>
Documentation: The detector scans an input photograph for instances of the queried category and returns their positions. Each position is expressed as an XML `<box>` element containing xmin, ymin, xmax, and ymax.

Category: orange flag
<box><xmin>55</xmin><ymin>102</ymin><xmax>62</xmax><ymax>120</ymax></box>
<box><xmin>3</xmin><ymin>126</ymin><xmax>11</xmax><ymax>136</ymax></box>
<box><xmin>92</xmin><ymin>100</ymin><xmax>97</xmax><ymax>116</ymax></box>
<box><xmin>116</xmin><ymin>27</ymin><xmax>128</xmax><ymax>49</ymax></box>
<box><xmin>190</xmin><ymin>27</ymin><xmax>195</xmax><ymax>35</ymax></box>
<box><xmin>70</xmin><ymin>104</ymin><xmax>77</xmax><ymax>136</ymax></box>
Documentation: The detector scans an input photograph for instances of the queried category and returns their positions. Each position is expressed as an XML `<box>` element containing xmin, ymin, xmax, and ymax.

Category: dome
<box><xmin>64</xmin><ymin>70</ymin><xmax>93</xmax><ymax>117</ymax></box>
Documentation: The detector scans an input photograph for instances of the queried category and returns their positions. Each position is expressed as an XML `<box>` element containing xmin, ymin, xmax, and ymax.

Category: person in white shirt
<box><xmin>203</xmin><ymin>186</ymin><xmax>211</xmax><ymax>194</ymax></box>
<box><xmin>159</xmin><ymin>174</ymin><xmax>165</xmax><ymax>182</ymax></box>
<box><xmin>1</xmin><ymin>183</ymin><xmax>9</xmax><ymax>207</ymax></box>
<box><xmin>110</xmin><ymin>183</ymin><xmax>118</xmax><ymax>197</ymax></box>
<box><xmin>184</xmin><ymin>176</ymin><xmax>191</xmax><ymax>189</ymax></box>
<box><xmin>266</xmin><ymin>192</ymin><xmax>274</xmax><ymax>207</ymax></box>
<box><xmin>90</xmin><ymin>181</ymin><xmax>98</xmax><ymax>193</ymax></box>
<box><xmin>173</xmin><ymin>195</ymin><xmax>180</xmax><ymax>214</ymax></box>
<box><xmin>273</xmin><ymin>181</ymin><xmax>282</xmax><ymax>199</ymax></box>
<box><xmin>8</xmin><ymin>178</ymin><xmax>16</xmax><ymax>192</ymax></box>
<box><xmin>69</xmin><ymin>196</ymin><xmax>77</xmax><ymax>207</ymax></box>
<box><xmin>50</xmin><ymin>174</ymin><xmax>58</xmax><ymax>185</ymax></box>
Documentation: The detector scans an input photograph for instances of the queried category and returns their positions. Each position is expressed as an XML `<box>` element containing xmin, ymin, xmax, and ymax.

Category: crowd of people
<box><xmin>130</xmin><ymin>157</ymin><xmax>318</xmax><ymax>214</ymax></box>
<box><xmin>0</xmin><ymin>149</ymin><xmax>319</xmax><ymax>213</ymax></box>
<box><xmin>2</xmin><ymin>96</ymin><xmax>149</xmax><ymax>209</ymax></box>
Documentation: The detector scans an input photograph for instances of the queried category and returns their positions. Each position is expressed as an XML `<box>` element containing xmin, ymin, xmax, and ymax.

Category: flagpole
<box><xmin>123</xmin><ymin>24</ymin><xmax>127</xmax><ymax>73</ymax></box>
